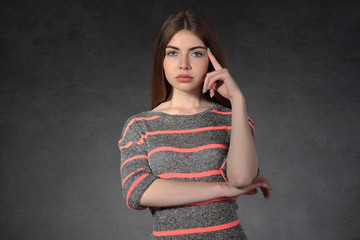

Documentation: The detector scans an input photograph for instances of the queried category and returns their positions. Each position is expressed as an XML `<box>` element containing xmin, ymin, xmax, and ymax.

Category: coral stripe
<box><xmin>249</xmin><ymin>122</ymin><xmax>255</xmax><ymax>133</ymax></box>
<box><xmin>211</xmin><ymin>110</ymin><xmax>254</xmax><ymax>123</ymax></box>
<box><xmin>119</xmin><ymin>116</ymin><xmax>161</xmax><ymax>144</ymax></box>
<box><xmin>220</xmin><ymin>158</ymin><xmax>228</xmax><ymax>169</ymax></box>
<box><xmin>122</xmin><ymin>168</ymin><xmax>149</xmax><ymax>187</ymax></box>
<box><xmin>148</xmin><ymin>144</ymin><xmax>229</xmax><ymax>157</ymax></box>
<box><xmin>126</xmin><ymin>173</ymin><xmax>149</xmax><ymax>210</ymax></box>
<box><xmin>220</xmin><ymin>158</ymin><xmax>228</xmax><ymax>182</ymax></box>
<box><xmin>153</xmin><ymin>219</ymin><xmax>240</xmax><ymax>236</ymax></box>
<box><xmin>121</xmin><ymin>155</ymin><xmax>148</xmax><ymax>171</ymax></box>
<box><xmin>121</xmin><ymin>126</ymin><xmax>231</xmax><ymax>150</ymax></box>
<box><xmin>247</xmin><ymin>116</ymin><xmax>254</xmax><ymax>123</ymax></box>
<box><xmin>211</xmin><ymin>110</ymin><xmax>231</xmax><ymax>115</ymax></box>
<box><xmin>138</xmin><ymin>126</ymin><xmax>231</xmax><ymax>142</ymax></box>
<box><xmin>220</xmin><ymin>168</ymin><xmax>229</xmax><ymax>182</ymax></box>
<box><xmin>158</xmin><ymin>170</ymin><xmax>222</xmax><ymax>179</ymax></box>
<box><xmin>211</xmin><ymin>110</ymin><xmax>255</xmax><ymax>132</ymax></box>
<box><xmin>186</xmin><ymin>197</ymin><xmax>237</xmax><ymax>206</ymax></box>
<box><xmin>119</xmin><ymin>141</ymin><xmax>134</xmax><ymax>151</ymax></box>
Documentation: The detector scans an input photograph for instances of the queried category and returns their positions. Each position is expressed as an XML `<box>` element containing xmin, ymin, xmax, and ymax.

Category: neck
<box><xmin>168</xmin><ymin>88</ymin><xmax>209</xmax><ymax>109</ymax></box>
<box><xmin>154</xmin><ymin>87</ymin><xmax>215</xmax><ymax>115</ymax></box>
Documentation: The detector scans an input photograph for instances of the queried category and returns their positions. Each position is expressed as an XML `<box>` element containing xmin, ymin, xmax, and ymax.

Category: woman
<box><xmin>119</xmin><ymin>10</ymin><xmax>271</xmax><ymax>240</ymax></box>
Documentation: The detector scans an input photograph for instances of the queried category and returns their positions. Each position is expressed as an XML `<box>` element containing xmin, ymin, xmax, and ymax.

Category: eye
<box><xmin>166</xmin><ymin>51</ymin><xmax>178</xmax><ymax>56</ymax></box>
<box><xmin>191</xmin><ymin>52</ymin><xmax>203</xmax><ymax>57</ymax></box>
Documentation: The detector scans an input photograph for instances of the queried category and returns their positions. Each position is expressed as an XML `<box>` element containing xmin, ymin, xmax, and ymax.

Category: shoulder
<box><xmin>210</xmin><ymin>103</ymin><xmax>255</xmax><ymax>124</ymax></box>
<box><xmin>216</xmin><ymin>103</ymin><xmax>232</xmax><ymax>113</ymax></box>
<box><xmin>122</xmin><ymin>110</ymin><xmax>160</xmax><ymax>130</ymax></box>
<box><xmin>123</xmin><ymin>111</ymin><xmax>151</xmax><ymax>125</ymax></box>
<box><xmin>150</xmin><ymin>101</ymin><xmax>169</xmax><ymax>113</ymax></box>
<box><xmin>119</xmin><ymin>111</ymin><xmax>158</xmax><ymax>141</ymax></box>
<box><xmin>209</xmin><ymin>103</ymin><xmax>232</xmax><ymax>117</ymax></box>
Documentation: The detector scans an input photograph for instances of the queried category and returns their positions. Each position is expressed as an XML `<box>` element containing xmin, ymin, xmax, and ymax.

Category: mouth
<box><xmin>176</xmin><ymin>74</ymin><xmax>194</xmax><ymax>83</ymax></box>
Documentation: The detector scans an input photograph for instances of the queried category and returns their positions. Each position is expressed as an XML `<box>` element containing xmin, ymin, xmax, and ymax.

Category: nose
<box><xmin>179</xmin><ymin>55</ymin><xmax>191</xmax><ymax>70</ymax></box>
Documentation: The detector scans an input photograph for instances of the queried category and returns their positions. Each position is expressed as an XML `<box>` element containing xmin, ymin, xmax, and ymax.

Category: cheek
<box><xmin>163</xmin><ymin>59</ymin><xmax>170</xmax><ymax>76</ymax></box>
<box><xmin>163</xmin><ymin>58</ymin><xmax>168</xmax><ymax>69</ymax></box>
<box><xmin>193</xmin><ymin>58</ymin><xmax>209</xmax><ymax>73</ymax></box>
<box><xmin>163</xmin><ymin>57</ymin><xmax>176</xmax><ymax>72</ymax></box>
<box><xmin>163</xmin><ymin>58</ymin><xmax>175</xmax><ymax>81</ymax></box>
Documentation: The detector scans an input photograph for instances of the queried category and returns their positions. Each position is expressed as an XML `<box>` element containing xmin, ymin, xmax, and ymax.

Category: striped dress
<box><xmin>118</xmin><ymin>103</ymin><xmax>255</xmax><ymax>239</ymax></box>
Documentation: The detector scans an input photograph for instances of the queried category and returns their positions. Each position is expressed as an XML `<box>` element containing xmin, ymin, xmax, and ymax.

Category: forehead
<box><xmin>168</xmin><ymin>30</ymin><xmax>205</xmax><ymax>48</ymax></box>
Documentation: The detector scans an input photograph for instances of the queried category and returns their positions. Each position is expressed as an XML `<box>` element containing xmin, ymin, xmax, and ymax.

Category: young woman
<box><xmin>119</xmin><ymin>10</ymin><xmax>271</xmax><ymax>240</ymax></box>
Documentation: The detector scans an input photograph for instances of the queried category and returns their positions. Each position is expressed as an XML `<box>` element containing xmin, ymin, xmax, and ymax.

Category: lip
<box><xmin>176</xmin><ymin>74</ymin><xmax>194</xmax><ymax>83</ymax></box>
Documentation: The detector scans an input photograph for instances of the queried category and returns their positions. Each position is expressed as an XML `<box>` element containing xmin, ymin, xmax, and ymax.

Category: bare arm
<box><xmin>139</xmin><ymin>177</ymin><xmax>270</xmax><ymax>208</ymax></box>
<box><xmin>203</xmin><ymin>49</ymin><xmax>259</xmax><ymax>188</ymax></box>
<box><xmin>226</xmin><ymin>94</ymin><xmax>259</xmax><ymax>188</ymax></box>
<box><xmin>140</xmin><ymin>179</ymin><xmax>226</xmax><ymax>207</ymax></box>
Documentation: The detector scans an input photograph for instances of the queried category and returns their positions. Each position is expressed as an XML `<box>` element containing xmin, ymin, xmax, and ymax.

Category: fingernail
<box><xmin>207</xmin><ymin>47</ymin><xmax>211</xmax><ymax>51</ymax></box>
<box><xmin>202</xmin><ymin>89</ymin><xmax>205</xmax><ymax>94</ymax></box>
<box><xmin>206</xmin><ymin>86</ymin><xmax>208</xmax><ymax>90</ymax></box>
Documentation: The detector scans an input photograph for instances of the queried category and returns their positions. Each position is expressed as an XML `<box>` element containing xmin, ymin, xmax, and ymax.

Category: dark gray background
<box><xmin>1</xmin><ymin>0</ymin><xmax>359</xmax><ymax>239</ymax></box>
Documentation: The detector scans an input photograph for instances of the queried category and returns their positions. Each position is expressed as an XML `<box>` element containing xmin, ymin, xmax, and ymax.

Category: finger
<box><xmin>260</xmin><ymin>186</ymin><xmax>271</xmax><ymax>199</ymax></box>
<box><xmin>207</xmin><ymin>47</ymin><xmax>223</xmax><ymax>71</ymax></box>
<box><xmin>203</xmin><ymin>70</ymin><xmax>226</xmax><ymax>94</ymax></box>
<box><xmin>209</xmin><ymin>88</ymin><xmax>215</xmax><ymax>98</ymax></box>
<box><xmin>203</xmin><ymin>69</ymin><xmax>221</xmax><ymax>93</ymax></box>
<box><xmin>260</xmin><ymin>187</ymin><xmax>268</xmax><ymax>199</ymax></box>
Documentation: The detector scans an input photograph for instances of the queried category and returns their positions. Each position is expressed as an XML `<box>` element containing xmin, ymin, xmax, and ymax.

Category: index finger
<box><xmin>207</xmin><ymin>47</ymin><xmax>223</xmax><ymax>70</ymax></box>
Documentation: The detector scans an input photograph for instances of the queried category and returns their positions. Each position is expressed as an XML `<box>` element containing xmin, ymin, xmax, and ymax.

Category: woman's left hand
<box><xmin>203</xmin><ymin>49</ymin><xmax>243</xmax><ymax>101</ymax></box>
<box><xmin>241</xmin><ymin>175</ymin><xmax>271</xmax><ymax>199</ymax></box>
<box><xmin>252</xmin><ymin>175</ymin><xmax>271</xmax><ymax>199</ymax></box>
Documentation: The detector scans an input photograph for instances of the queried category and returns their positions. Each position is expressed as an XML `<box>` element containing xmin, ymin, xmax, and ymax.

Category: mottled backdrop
<box><xmin>1</xmin><ymin>0</ymin><xmax>359</xmax><ymax>239</ymax></box>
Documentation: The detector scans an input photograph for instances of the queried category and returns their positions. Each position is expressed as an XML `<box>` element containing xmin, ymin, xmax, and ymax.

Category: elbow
<box><xmin>228</xmin><ymin>173</ymin><xmax>257</xmax><ymax>188</ymax></box>
<box><xmin>227</xmin><ymin>164</ymin><xmax>259</xmax><ymax>188</ymax></box>
<box><xmin>228</xmin><ymin>177</ymin><xmax>253</xmax><ymax>188</ymax></box>
<box><xmin>123</xmin><ymin>189</ymin><xmax>147</xmax><ymax>211</ymax></box>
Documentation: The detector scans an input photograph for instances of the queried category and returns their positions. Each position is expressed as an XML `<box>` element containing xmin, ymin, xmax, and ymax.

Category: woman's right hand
<box><xmin>221</xmin><ymin>175</ymin><xmax>271</xmax><ymax>199</ymax></box>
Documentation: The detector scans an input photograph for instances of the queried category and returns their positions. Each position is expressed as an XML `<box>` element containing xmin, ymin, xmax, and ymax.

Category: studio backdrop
<box><xmin>1</xmin><ymin>0</ymin><xmax>359</xmax><ymax>239</ymax></box>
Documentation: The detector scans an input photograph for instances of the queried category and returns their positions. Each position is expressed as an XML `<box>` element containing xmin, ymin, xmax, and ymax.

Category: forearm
<box><xmin>139</xmin><ymin>179</ymin><xmax>227</xmax><ymax>208</ymax></box>
<box><xmin>227</xmin><ymin>94</ymin><xmax>259</xmax><ymax>188</ymax></box>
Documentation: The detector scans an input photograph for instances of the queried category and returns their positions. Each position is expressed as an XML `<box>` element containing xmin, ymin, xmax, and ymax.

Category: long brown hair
<box><xmin>151</xmin><ymin>10</ymin><xmax>231</xmax><ymax>109</ymax></box>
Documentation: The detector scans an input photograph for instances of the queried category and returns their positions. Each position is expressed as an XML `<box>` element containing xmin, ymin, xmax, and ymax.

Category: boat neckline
<box><xmin>149</xmin><ymin>103</ymin><xmax>219</xmax><ymax>117</ymax></box>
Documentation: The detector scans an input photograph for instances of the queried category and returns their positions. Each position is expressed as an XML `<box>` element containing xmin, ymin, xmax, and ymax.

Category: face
<box><xmin>163</xmin><ymin>30</ymin><xmax>209</xmax><ymax>94</ymax></box>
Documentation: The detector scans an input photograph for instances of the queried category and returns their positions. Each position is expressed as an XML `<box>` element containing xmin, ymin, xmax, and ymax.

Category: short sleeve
<box><xmin>248</xmin><ymin>116</ymin><xmax>259</xmax><ymax>178</ymax></box>
<box><xmin>247</xmin><ymin>116</ymin><xmax>255</xmax><ymax>137</ymax></box>
<box><xmin>118</xmin><ymin>116</ymin><xmax>158</xmax><ymax>210</ymax></box>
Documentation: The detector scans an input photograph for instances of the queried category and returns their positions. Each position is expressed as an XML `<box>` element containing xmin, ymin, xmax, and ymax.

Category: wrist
<box><xmin>230</xmin><ymin>96</ymin><xmax>247</xmax><ymax>115</ymax></box>
<box><xmin>217</xmin><ymin>182</ymin><xmax>230</xmax><ymax>197</ymax></box>
<box><xmin>230</xmin><ymin>92</ymin><xmax>245</xmax><ymax>105</ymax></box>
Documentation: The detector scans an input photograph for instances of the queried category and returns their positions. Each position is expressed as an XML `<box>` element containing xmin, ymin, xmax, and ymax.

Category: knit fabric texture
<box><xmin>118</xmin><ymin>103</ymin><xmax>255</xmax><ymax>239</ymax></box>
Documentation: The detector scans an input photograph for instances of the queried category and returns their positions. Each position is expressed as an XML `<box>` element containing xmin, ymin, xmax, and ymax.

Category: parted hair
<box><xmin>151</xmin><ymin>10</ymin><xmax>231</xmax><ymax>109</ymax></box>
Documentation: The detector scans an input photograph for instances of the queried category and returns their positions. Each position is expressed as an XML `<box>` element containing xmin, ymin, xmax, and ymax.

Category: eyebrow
<box><xmin>166</xmin><ymin>45</ymin><xmax>206</xmax><ymax>51</ymax></box>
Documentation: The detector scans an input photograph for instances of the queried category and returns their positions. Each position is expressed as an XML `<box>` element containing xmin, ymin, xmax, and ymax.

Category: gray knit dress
<box><xmin>119</xmin><ymin>103</ymin><xmax>255</xmax><ymax>239</ymax></box>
